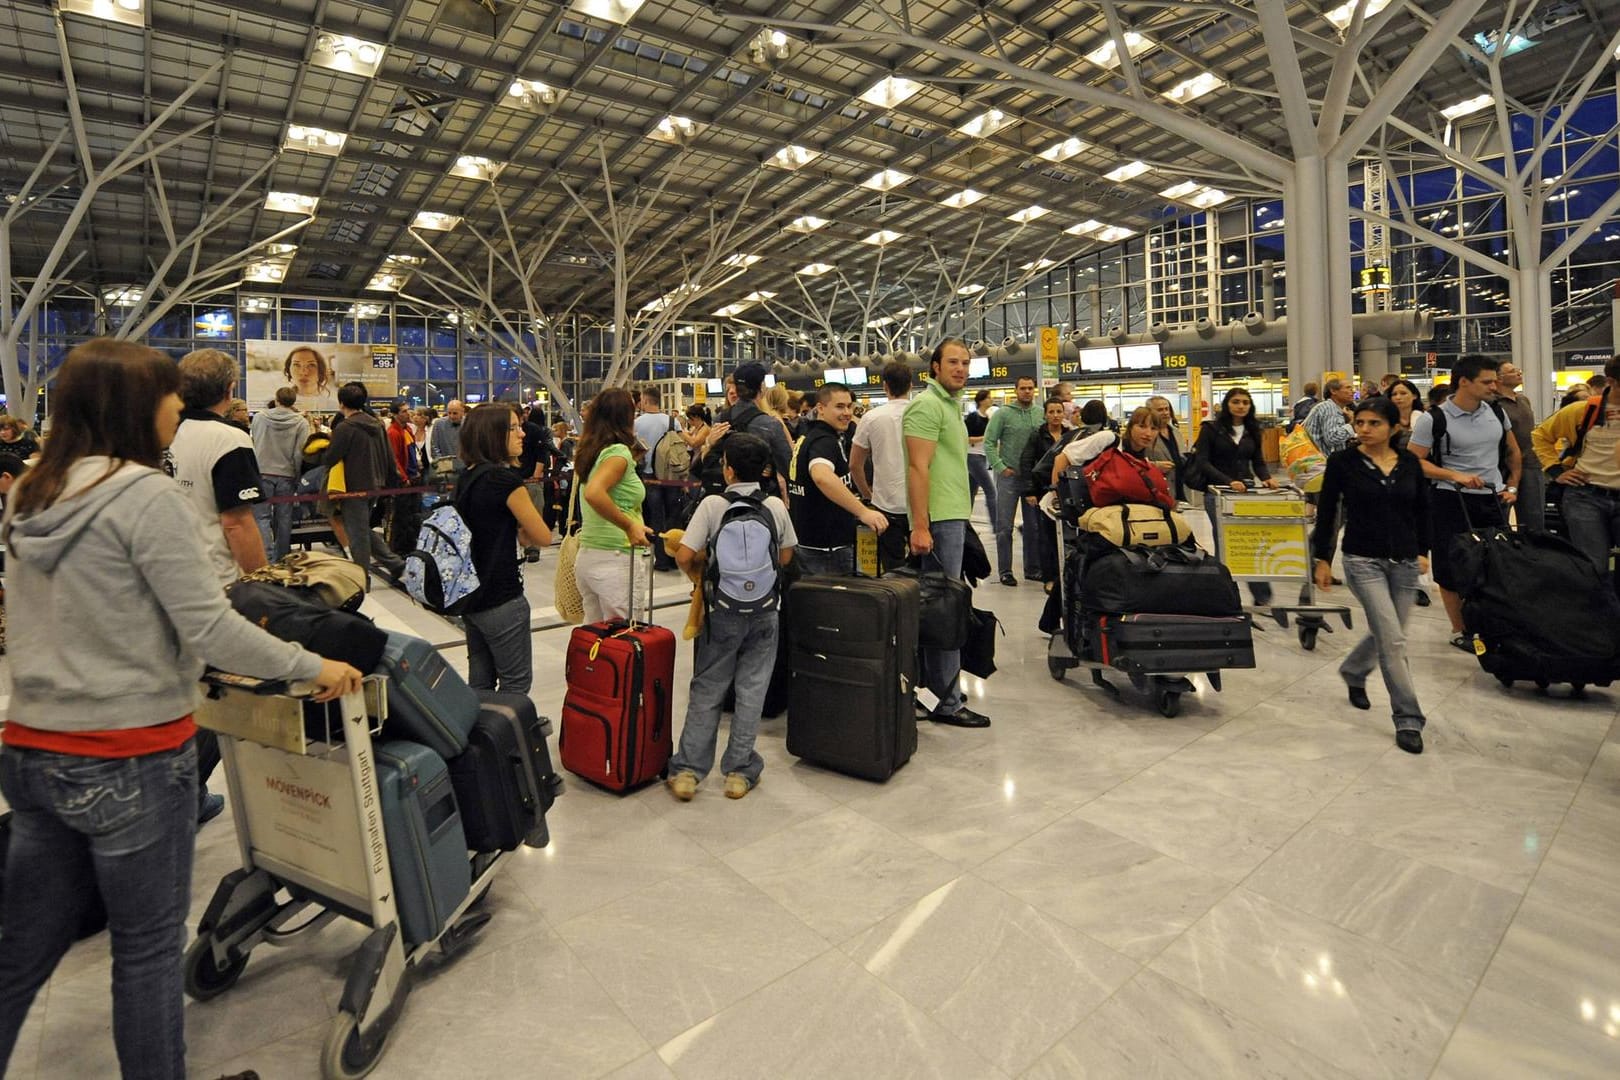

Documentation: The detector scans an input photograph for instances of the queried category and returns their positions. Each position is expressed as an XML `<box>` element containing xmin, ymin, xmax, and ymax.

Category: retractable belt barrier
<box><xmin>263</xmin><ymin>484</ymin><xmax>437</xmax><ymax>504</ymax></box>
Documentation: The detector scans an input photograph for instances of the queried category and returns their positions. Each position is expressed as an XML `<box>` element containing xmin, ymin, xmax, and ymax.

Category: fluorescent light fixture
<box><xmin>1008</xmin><ymin>205</ymin><xmax>1049</xmax><ymax>224</ymax></box>
<box><xmin>1104</xmin><ymin>160</ymin><xmax>1150</xmax><ymax>183</ymax></box>
<box><xmin>863</xmin><ymin>229</ymin><xmax>903</xmax><ymax>246</ymax></box>
<box><xmin>450</xmin><ymin>155</ymin><xmax>505</xmax><ymax>181</ymax></box>
<box><xmin>567</xmin><ymin>0</ymin><xmax>645</xmax><ymax>24</ymax></box>
<box><xmin>712</xmin><ymin>302</ymin><xmax>750</xmax><ymax>317</ymax></box>
<box><xmin>284</xmin><ymin>125</ymin><xmax>348</xmax><ymax>155</ymax></box>
<box><xmin>1440</xmin><ymin>93</ymin><xmax>1494</xmax><ymax>120</ymax></box>
<box><xmin>649</xmin><ymin>115</ymin><xmax>698</xmax><ymax>143</ymax></box>
<box><xmin>767</xmin><ymin>144</ymin><xmax>818</xmax><ymax>170</ymax></box>
<box><xmin>101</xmin><ymin>286</ymin><xmax>144</xmax><ymax>306</ymax></box>
<box><xmin>411</xmin><ymin>211</ymin><xmax>462</xmax><ymax>231</ymax></box>
<box><xmin>895</xmin><ymin>305</ymin><xmax>925</xmax><ymax>318</ymax></box>
<box><xmin>797</xmin><ymin>262</ymin><xmax>835</xmax><ymax>276</ymax></box>
<box><xmin>240</xmin><ymin>296</ymin><xmax>275</xmax><ymax>313</ymax></box>
<box><xmin>1085</xmin><ymin>31</ymin><xmax>1154</xmax><ymax>69</ymax></box>
<box><xmin>957</xmin><ymin>109</ymin><xmax>1015</xmax><ymax>138</ymax></box>
<box><xmin>785</xmin><ymin>214</ymin><xmax>828</xmax><ymax>233</ymax></box>
<box><xmin>1325</xmin><ymin>0</ymin><xmax>1393</xmax><ymax>31</ymax></box>
<box><xmin>742</xmin><ymin>291</ymin><xmax>776</xmax><ymax>302</ymax></box>
<box><xmin>941</xmin><ymin>188</ymin><xmax>985</xmax><ymax>209</ymax></box>
<box><xmin>862</xmin><ymin>168</ymin><xmax>912</xmax><ymax>192</ymax></box>
<box><xmin>1065</xmin><ymin>219</ymin><xmax>1103</xmax><ymax>236</ymax></box>
<box><xmin>1038</xmin><ymin>137</ymin><xmax>1089</xmax><ymax>163</ymax></box>
<box><xmin>1162</xmin><ymin>72</ymin><xmax>1225</xmax><ymax>104</ymax></box>
<box><xmin>312</xmin><ymin>34</ymin><xmax>386</xmax><ymax>77</ymax></box>
<box><xmin>1020</xmin><ymin>258</ymin><xmax>1057</xmax><ymax>271</ymax></box>
<box><xmin>859</xmin><ymin>74</ymin><xmax>922</xmax><ymax>108</ymax></box>
<box><xmin>957</xmin><ymin>283</ymin><xmax>986</xmax><ymax>296</ymax></box>
<box><xmin>264</xmin><ymin>191</ymin><xmax>318</xmax><ymax>215</ymax></box>
<box><xmin>61</xmin><ymin>0</ymin><xmax>145</xmax><ymax>29</ymax></box>
<box><xmin>724</xmin><ymin>253</ymin><xmax>763</xmax><ymax>268</ymax></box>
<box><xmin>505</xmin><ymin>78</ymin><xmax>559</xmax><ymax>108</ymax></box>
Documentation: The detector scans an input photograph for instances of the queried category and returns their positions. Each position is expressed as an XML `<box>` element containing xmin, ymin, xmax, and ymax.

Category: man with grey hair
<box><xmin>1303</xmin><ymin>377</ymin><xmax>1359</xmax><ymax>455</ymax></box>
<box><xmin>429</xmin><ymin>398</ymin><xmax>466</xmax><ymax>478</ymax></box>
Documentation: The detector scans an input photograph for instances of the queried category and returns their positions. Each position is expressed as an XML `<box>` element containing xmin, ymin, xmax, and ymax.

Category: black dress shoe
<box><xmin>999</xmin><ymin>573</ymin><xmax>1018</xmax><ymax>587</ymax></box>
<box><xmin>1414</xmin><ymin>590</ymin><xmax>1431</xmax><ymax>607</ymax></box>
<box><xmin>930</xmin><ymin>707</ymin><xmax>991</xmax><ymax>728</ymax></box>
<box><xmin>1396</xmin><ymin>730</ymin><xmax>1424</xmax><ymax>754</ymax></box>
<box><xmin>1347</xmin><ymin>685</ymin><xmax>1371</xmax><ymax>710</ymax></box>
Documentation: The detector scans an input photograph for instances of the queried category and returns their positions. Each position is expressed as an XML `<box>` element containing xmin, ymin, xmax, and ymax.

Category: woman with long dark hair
<box><xmin>1312</xmin><ymin>396</ymin><xmax>1431</xmax><ymax>753</ymax></box>
<box><xmin>0</xmin><ymin>340</ymin><xmax>361</xmax><ymax>1079</ymax></box>
<box><xmin>1192</xmin><ymin>387</ymin><xmax>1279</xmax><ymax>604</ymax></box>
<box><xmin>574</xmin><ymin>387</ymin><xmax>658</xmax><ymax>621</ymax></box>
<box><xmin>1385</xmin><ymin>378</ymin><xmax>1424</xmax><ymax>451</ymax></box>
<box><xmin>456</xmin><ymin>404</ymin><xmax>552</xmax><ymax>692</ymax></box>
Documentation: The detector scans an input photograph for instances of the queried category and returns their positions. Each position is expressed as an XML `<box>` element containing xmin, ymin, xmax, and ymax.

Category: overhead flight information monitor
<box><xmin>1078</xmin><ymin>346</ymin><xmax>1119</xmax><ymax>373</ymax></box>
<box><xmin>1117</xmin><ymin>343</ymin><xmax>1162</xmax><ymax>369</ymax></box>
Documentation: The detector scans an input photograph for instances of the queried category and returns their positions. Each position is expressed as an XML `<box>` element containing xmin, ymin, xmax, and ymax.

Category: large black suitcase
<box><xmin>1454</xmin><ymin>525</ymin><xmax>1620</xmax><ymax>688</ymax></box>
<box><xmin>1088</xmin><ymin>613</ymin><xmax>1256</xmax><ymax>675</ymax></box>
<box><xmin>449</xmin><ymin>693</ymin><xmax>564</xmax><ymax>852</ymax></box>
<box><xmin>1079</xmin><ymin>542</ymin><xmax>1242</xmax><ymax>618</ymax></box>
<box><xmin>785</xmin><ymin>576</ymin><xmax>919</xmax><ymax>781</ymax></box>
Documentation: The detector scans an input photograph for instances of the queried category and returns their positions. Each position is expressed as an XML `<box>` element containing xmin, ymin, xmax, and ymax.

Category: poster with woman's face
<box><xmin>245</xmin><ymin>341</ymin><xmax>399</xmax><ymax>414</ymax></box>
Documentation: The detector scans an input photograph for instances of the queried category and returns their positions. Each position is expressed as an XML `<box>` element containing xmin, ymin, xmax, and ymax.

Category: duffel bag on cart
<box><xmin>1078</xmin><ymin>543</ymin><xmax>1242</xmax><ymax>618</ymax></box>
<box><xmin>1079</xmin><ymin>504</ymin><xmax>1192</xmax><ymax>548</ymax></box>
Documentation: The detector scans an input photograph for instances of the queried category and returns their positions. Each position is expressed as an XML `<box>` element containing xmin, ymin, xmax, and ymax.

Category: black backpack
<box><xmin>699</xmin><ymin>402</ymin><xmax>774</xmax><ymax>496</ymax></box>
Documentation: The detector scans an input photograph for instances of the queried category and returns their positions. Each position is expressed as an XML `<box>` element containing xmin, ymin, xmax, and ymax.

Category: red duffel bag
<box><xmin>1084</xmin><ymin>447</ymin><xmax>1173</xmax><ymax>510</ymax></box>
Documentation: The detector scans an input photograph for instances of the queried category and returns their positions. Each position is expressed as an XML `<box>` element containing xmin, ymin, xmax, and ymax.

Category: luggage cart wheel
<box><xmin>1297</xmin><ymin>625</ymin><xmax>1319</xmax><ymax>651</ymax></box>
<box><xmin>1571</xmin><ymin>683</ymin><xmax>1587</xmax><ymax>698</ymax></box>
<box><xmin>1155</xmin><ymin>688</ymin><xmax>1181</xmax><ymax>718</ymax></box>
<box><xmin>182</xmin><ymin>935</ymin><xmax>248</xmax><ymax>1001</ymax></box>
<box><xmin>1047</xmin><ymin>657</ymin><xmax>1067</xmax><ymax>682</ymax></box>
<box><xmin>322</xmin><ymin>1010</ymin><xmax>389</xmax><ymax>1080</ymax></box>
<box><xmin>1534</xmin><ymin>678</ymin><xmax>1550</xmax><ymax>691</ymax></box>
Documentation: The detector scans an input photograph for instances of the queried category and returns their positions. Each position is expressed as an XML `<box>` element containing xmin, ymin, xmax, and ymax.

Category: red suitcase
<box><xmin>560</xmin><ymin>552</ymin><xmax>674</xmax><ymax>792</ymax></box>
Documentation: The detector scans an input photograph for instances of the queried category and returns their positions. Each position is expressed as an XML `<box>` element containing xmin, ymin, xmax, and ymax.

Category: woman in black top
<box><xmin>1311</xmin><ymin>396</ymin><xmax>1431</xmax><ymax>754</ymax></box>
<box><xmin>1385</xmin><ymin>378</ymin><xmax>1424</xmax><ymax>452</ymax></box>
<box><xmin>1194</xmin><ymin>387</ymin><xmax>1278</xmax><ymax>604</ymax></box>
<box><xmin>457</xmin><ymin>404</ymin><xmax>552</xmax><ymax>693</ymax></box>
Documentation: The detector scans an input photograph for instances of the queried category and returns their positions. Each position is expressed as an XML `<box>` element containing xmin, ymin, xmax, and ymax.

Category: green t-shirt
<box><xmin>902</xmin><ymin>380</ymin><xmax>971</xmax><ymax>523</ymax></box>
<box><xmin>579</xmin><ymin>443</ymin><xmax>645</xmax><ymax>551</ymax></box>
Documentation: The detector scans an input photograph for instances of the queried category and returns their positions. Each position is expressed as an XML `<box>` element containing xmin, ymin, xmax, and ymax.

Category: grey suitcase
<box><xmin>375</xmin><ymin>740</ymin><xmax>471</xmax><ymax>948</ymax></box>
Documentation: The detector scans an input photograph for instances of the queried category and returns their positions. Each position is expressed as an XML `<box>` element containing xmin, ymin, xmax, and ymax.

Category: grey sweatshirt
<box><xmin>251</xmin><ymin>405</ymin><xmax>309</xmax><ymax>477</ymax></box>
<box><xmin>4</xmin><ymin>458</ymin><xmax>324</xmax><ymax>732</ymax></box>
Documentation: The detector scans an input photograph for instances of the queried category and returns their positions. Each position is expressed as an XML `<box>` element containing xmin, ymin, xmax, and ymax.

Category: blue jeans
<box><xmin>669</xmin><ymin>610</ymin><xmax>777</xmax><ymax>783</ymax></box>
<box><xmin>1559</xmin><ymin>483</ymin><xmax>1620</xmax><ymax>579</ymax></box>
<box><xmin>795</xmin><ymin>545</ymin><xmax>853</xmax><ymax>578</ymax></box>
<box><xmin>967</xmin><ymin>455</ymin><xmax>998</xmax><ymax>531</ymax></box>
<box><xmin>1341</xmin><ymin>555</ymin><xmax>1425</xmax><ymax>733</ymax></box>
<box><xmin>993</xmin><ymin>475</ymin><xmax>1040</xmax><ymax>577</ymax></box>
<box><xmin>463</xmin><ymin>595</ymin><xmax>533</xmax><ymax>694</ymax></box>
<box><xmin>254</xmin><ymin>474</ymin><xmax>297</xmax><ymax>563</ymax></box>
<box><xmin>0</xmin><ymin>740</ymin><xmax>198</xmax><ymax>1080</ymax></box>
<box><xmin>921</xmin><ymin>519</ymin><xmax>967</xmax><ymax>715</ymax></box>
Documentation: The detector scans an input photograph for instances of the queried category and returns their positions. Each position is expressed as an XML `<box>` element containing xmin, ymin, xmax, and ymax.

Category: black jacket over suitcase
<box><xmin>1453</xmin><ymin>525</ymin><xmax>1620</xmax><ymax>687</ymax></box>
<box><xmin>785</xmin><ymin>576</ymin><xmax>919</xmax><ymax>781</ymax></box>
<box><xmin>448</xmin><ymin>692</ymin><xmax>564</xmax><ymax>852</ymax></box>
<box><xmin>1088</xmin><ymin>613</ymin><xmax>1255</xmax><ymax>675</ymax></box>
<box><xmin>1078</xmin><ymin>542</ymin><xmax>1242</xmax><ymax>619</ymax></box>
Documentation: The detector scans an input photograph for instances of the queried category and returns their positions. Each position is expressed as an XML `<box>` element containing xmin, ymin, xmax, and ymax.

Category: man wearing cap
<box><xmin>699</xmin><ymin>362</ymin><xmax>791</xmax><ymax>500</ymax></box>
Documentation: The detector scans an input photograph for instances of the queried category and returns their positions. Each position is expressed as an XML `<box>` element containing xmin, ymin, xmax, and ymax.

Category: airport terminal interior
<box><xmin>3</xmin><ymin>0</ymin><xmax>1620</xmax><ymax>1077</ymax></box>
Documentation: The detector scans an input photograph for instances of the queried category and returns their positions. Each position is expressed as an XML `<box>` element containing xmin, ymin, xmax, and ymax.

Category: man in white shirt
<box><xmin>849</xmin><ymin>361</ymin><xmax>914</xmax><ymax>571</ymax></box>
<box><xmin>634</xmin><ymin>386</ymin><xmax>680</xmax><ymax>570</ymax></box>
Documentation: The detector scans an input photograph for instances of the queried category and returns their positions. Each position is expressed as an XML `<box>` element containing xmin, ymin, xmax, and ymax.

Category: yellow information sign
<box><xmin>1038</xmin><ymin>326</ymin><xmax>1061</xmax><ymax>385</ymax></box>
<box><xmin>1188</xmin><ymin>365</ymin><xmax>1204</xmax><ymax>442</ymax></box>
<box><xmin>1221</xmin><ymin>521</ymin><xmax>1308</xmax><ymax>578</ymax></box>
<box><xmin>855</xmin><ymin>525</ymin><xmax>880</xmax><ymax>577</ymax></box>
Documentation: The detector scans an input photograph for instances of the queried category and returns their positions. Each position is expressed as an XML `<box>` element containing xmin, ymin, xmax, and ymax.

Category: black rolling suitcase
<box><xmin>785</xmin><ymin>575</ymin><xmax>919</xmax><ymax>781</ymax></box>
<box><xmin>1089</xmin><ymin>613</ymin><xmax>1256</xmax><ymax>675</ymax></box>
<box><xmin>448</xmin><ymin>693</ymin><xmax>564</xmax><ymax>852</ymax></box>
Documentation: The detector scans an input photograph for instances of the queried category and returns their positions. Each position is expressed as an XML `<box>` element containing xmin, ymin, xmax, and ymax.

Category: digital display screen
<box><xmin>764</xmin><ymin>373</ymin><xmax>777</xmax><ymax>387</ymax></box>
<box><xmin>1118</xmin><ymin>344</ymin><xmax>1162</xmax><ymax>369</ymax></box>
<box><xmin>707</xmin><ymin>378</ymin><xmax>724</xmax><ymax>392</ymax></box>
<box><xmin>841</xmin><ymin>366</ymin><xmax>866</xmax><ymax>385</ymax></box>
<box><xmin>822</xmin><ymin>368</ymin><xmax>845</xmax><ymax>385</ymax></box>
<box><xmin>1079</xmin><ymin>347</ymin><xmax>1119</xmax><ymax>373</ymax></box>
<box><xmin>968</xmin><ymin>356</ymin><xmax>991</xmax><ymax>379</ymax></box>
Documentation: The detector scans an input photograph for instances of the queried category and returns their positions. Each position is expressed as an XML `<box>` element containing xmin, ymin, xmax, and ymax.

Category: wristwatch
<box><xmin>1505</xmin><ymin>486</ymin><xmax>1518</xmax><ymax>493</ymax></box>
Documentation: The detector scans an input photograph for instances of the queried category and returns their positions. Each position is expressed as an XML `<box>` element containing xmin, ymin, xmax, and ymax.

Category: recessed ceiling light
<box><xmin>60</xmin><ymin>0</ymin><xmax>145</xmax><ymax>28</ymax></box>
<box><xmin>957</xmin><ymin>283</ymin><xmax>986</xmax><ymax>296</ymax></box>
<box><xmin>941</xmin><ymin>189</ymin><xmax>985</xmax><ymax>209</ymax></box>
<box><xmin>862</xmin><ymin>168</ymin><xmax>913</xmax><ymax>192</ymax></box>
<box><xmin>1020</xmin><ymin>258</ymin><xmax>1057</xmax><ymax>271</ymax></box>
<box><xmin>742</xmin><ymin>291</ymin><xmax>776</xmax><ymax>302</ymax></box>
<box><xmin>1160</xmin><ymin>181</ymin><xmax>1201</xmax><ymax>199</ymax></box>
<box><xmin>1085</xmin><ymin>32</ymin><xmax>1155</xmax><ymax>69</ymax></box>
<box><xmin>411</xmin><ymin>211</ymin><xmax>463</xmax><ymax>231</ymax></box>
<box><xmin>1324</xmin><ymin>0</ymin><xmax>1393</xmax><ymax>31</ymax></box>
<box><xmin>859</xmin><ymin>75</ymin><xmax>922</xmax><ymax>108</ymax></box>
<box><xmin>1008</xmin><ymin>205</ymin><xmax>1049</xmax><ymax>224</ymax></box>
<box><xmin>785</xmin><ymin>215</ymin><xmax>829</xmax><ymax>233</ymax></box>
<box><xmin>1104</xmin><ymin>160</ymin><xmax>1150</xmax><ymax>183</ymax></box>
<box><xmin>451</xmin><ymin>155</ymin><xmax>505</xmax><ymax>181</ymax></box>
<box><xmin>1094</xmin><ymin>225</ymin><xmax>1136</xmax><ymax>242</ymax></box>
<box><xmin>767</xmin><ymin>144</ymin><xmax>819</xmax><ymax>170</ymax></box>
<box><xmin>311</xmin><ymin>34</ymin><xmax>387</xmax><ymax>77</ymax></box>
<box><xmin>505</xmin><ymin>78</ymin><xmax>559</xmax><ymax>108</ymax></box>
<box><xmin>1440</xmin><ymin>93</ymin><xmax>1494</xmax><ymax>120</ymax></box>
<box><xmin>1162</xmin><ymin>72</ymin><xmax>1225</xmax><ymax>105</ymax></box>
<box><xmin>649</xmin><ymin>115</ymin><xmax>698</xmax><ymax>143</ymax></box>
<box><xmin>865</xmin><ymin>316</ymin><xmax>895</xmax><ymax>329</ymax></box>
<box><xmin>895</xmin><ymin>305</ymin><xmax>925</xmax><ymax>317</ymax></box>
<box><xmin>244</xmin><ymin>260</ymin><xmax>290</xmax><ymax>283</ymax></box>
<box><xmin>567</xmin><ymin>0</ymin><xmax>645</xmax><ymax>25</ymax></box>
<box><xmin>863</xmin><ymin>229</ymin><xmax>903</xmax><ymax>246</ymax></box>
<box><xmin>956</xmin><ymin>109</ymin><xmax>1016</xmax><ymax>138</ymax></box>
<box><xmin>284</xmin><ymin>125</ymin><xmax>348</xmax><ymax>156</ymax></box>
<box><xmin>1038</xmin><ymin>137</ymin><xmax>1090</xmax><ymax>163</ymax></box>
<box><xmin>264</xmin><ymin>192</ymin><xmax>318</xmax><ymax>215</ymax></box>
<box><xmin>712</xmin><ymin>302</ymin><xmax>750</xmax><ymax>317</ymax></box>
<box><xmin>797</xmin><ymin>262</ymin><xmax>835</xmax><ymax>276</ymax></box>
<box><xmin>724</xmin><ymin>254</ymin><xmax>763</xmax><ymax>269</ymax></box>
<box><xmin>1064</xmin><ymin>219</ymin><xmax>1104</xmax><ymax>236</ymax></box>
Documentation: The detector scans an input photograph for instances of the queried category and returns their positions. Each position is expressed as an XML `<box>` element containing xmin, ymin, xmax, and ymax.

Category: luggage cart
<box><xmin>1207</xmin><ymin>486</ymin><xmax>1352</xmax><ymax>650</ymax></box>
<box><xmin>1044</xmin><ymin>505</ymin><xmax>1239</xmax><ymax>718</ymax></box>
<box><xmin>184</xmin><ymin>673</ymin><xmax>504</xmax><ymax>1079</ymax></box>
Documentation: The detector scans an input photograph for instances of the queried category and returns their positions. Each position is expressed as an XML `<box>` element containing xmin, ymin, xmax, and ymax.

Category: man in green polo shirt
<box><xmin>904</xmin><ymin>338</ymin><xmax>991</xmax><ymax>729</ymax></box>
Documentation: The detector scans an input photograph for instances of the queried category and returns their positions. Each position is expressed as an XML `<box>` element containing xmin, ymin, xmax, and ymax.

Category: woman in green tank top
<box><xmin>573</xmin><ymin>387</ymin><xmax>657</xmax><ymax>621</ymax></box>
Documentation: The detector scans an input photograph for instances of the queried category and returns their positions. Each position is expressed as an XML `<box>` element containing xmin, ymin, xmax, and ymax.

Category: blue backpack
<box><xmin>403</xmin><ymin>467</ymin><xmax>487</xmax><ymax>614</ymax></box>
<box><xmin>702</xmin><ymin>491</ymin><xmax>781</xmax><ymax>619</ymax></box>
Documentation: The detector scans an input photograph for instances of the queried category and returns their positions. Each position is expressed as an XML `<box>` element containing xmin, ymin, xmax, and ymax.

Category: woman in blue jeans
<box><xmin>454</xmin><ymin>403</ymin><xmax>552</xmax><ymax>693</ymax></box>
<box><xmin>0</xmin><ymin>340</ymin><xmax>362</xmax><ymax>1080</ymax></box>
<box><xmin>1311</xmin><ymin>396</ymin><xmax>1431</xmax><ymax>754</ymax></box>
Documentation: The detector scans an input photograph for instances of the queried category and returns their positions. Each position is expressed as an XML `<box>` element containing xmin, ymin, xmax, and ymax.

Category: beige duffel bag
<box><xmin>1078</xmin><ymin>503</ymin><xmax>1193</xmax><ymax>548</ymax></box>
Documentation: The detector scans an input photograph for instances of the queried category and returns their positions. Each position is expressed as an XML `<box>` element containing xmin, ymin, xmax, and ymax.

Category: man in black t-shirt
<box><xmin>786</xmin><ymin>384</ymin><xmax>889</xmax><ymax>576</ymax></box>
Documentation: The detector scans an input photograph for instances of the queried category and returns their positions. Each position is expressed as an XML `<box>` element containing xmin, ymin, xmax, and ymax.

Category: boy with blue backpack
<box><xmin>666</xmin><ymin>433</ymin><xmax>796</xmax><ymax>800</ymax></box>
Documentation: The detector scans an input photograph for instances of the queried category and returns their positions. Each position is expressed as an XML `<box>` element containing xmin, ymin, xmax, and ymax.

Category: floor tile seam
<box><xmin>186</xmin><ymin>1016</ymin><xmax>332</xmax><ymax>1078</ymax></box>
<box><xmin>546</xmin><ymin>914</ymin><xmax>665</xmax><ymax>1070</ymax></box>
<box><xmin>1422</xmin><ymin>981</ymin><xmax>1620</xmax><ymax>1080</ymax></box>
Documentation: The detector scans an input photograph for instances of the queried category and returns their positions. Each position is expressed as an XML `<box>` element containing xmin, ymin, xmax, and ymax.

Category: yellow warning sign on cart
<box><xmin>1221</xmin><ymin>521</ymin><xmax>1309</xmax><ymax>578</ymax></box>
<box><xmin>1225</xmin><ymin>495</ymin><xmax>1309</xmax><ymax>518</ymax></box>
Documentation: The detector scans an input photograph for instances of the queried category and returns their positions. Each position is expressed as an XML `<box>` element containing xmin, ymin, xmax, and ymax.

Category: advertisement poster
<box><xmin>244</xmin><ymin>340</ymin><xmax>399</xmax><ymax>413</ymax></box>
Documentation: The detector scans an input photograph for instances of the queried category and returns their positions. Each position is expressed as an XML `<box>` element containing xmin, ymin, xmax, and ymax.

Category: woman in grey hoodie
<box><xmin>0</xmin><ymin>340</ymin><xmax>362</xmax><ymax>1080</ymax></box>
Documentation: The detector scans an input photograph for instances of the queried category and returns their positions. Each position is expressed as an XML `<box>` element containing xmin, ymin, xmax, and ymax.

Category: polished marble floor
<box><xmin>6</xmin><ymin>517</ymin><xmax>1620</xmax><ymax>1079</ymax></box>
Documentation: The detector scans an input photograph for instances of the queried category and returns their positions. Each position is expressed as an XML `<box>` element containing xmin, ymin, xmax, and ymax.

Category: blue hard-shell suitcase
<box><xmin>375</xmin><ymin>631</ymin><xmax>480</xmax><ymax>758</ymax></box>
<box><xmin>375</xmin><ymin>740</ymin><xmax>471</xmax><ymax>948</ymax></box>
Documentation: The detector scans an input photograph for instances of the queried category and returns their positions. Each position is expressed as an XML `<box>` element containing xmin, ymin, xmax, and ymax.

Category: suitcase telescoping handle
<box><xmin>1455</xmin><ymin>485</ymin><xmax>1504</xmax><ymax>534</ymax></box>
<box><xmin>627</xmin><ymin>543</ymin><xmax>654</xmax><ymax>628</ymax></box>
